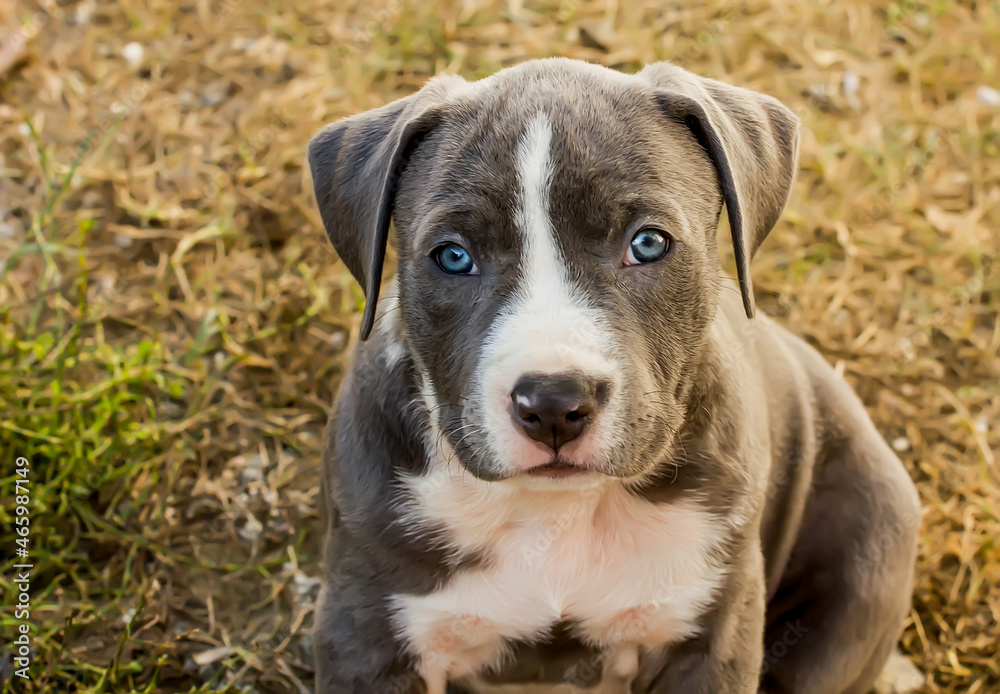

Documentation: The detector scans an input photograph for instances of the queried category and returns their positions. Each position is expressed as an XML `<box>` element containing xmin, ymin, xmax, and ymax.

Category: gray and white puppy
<box><xmin>307</xmin><ymin>58</ymin><xmax>920</xmax><ymax>694</ymax></box>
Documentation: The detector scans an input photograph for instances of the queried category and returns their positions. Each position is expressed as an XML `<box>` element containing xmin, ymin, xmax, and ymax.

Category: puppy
<box><xmin>307</xmin><ymin>58</ymin><xmax>920</xmax><ymax>694</ymax></box>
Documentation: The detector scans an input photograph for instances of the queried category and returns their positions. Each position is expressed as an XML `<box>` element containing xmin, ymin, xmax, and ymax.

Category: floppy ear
<box><xmin>638</xmin><ymin>62</ymin><xmax>800</xmax><ymax>319</ymax></box>
<box><xmin>308</xmin><ymin>76</ymin><xmax>462</xmax><ymax>339</ymax></box>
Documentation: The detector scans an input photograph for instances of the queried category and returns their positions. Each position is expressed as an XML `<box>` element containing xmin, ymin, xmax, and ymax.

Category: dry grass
<box><xmin>0</xmin><ymin>0</ymin><xmax>997</xmax><ymax>692</ymax></box>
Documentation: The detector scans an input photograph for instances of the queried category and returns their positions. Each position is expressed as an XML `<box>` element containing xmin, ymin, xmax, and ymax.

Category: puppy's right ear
<box><xmin>308</xmin><ymin>76</ymin><xmax>462</xmax><ymax>340</ymax></box>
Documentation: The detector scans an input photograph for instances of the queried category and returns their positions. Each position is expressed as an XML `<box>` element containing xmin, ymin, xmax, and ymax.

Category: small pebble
<box><xmin>240</xmin><ymin>467</ymin><xmax>263</xmax><ymax>484</ymax></box>
<box><xmin>973</xmin><ymin>414</ymin><xmax>989</xmax><ymax>434</ymax></box>
<box><xmin>200</xmin><ymin>83</ymin><xmax>227</xmax><ymax>107</ymax></box>
<box><xmin>843</xmin><ymin>70</ymin><xmax>860</xmax><ymax>96</ymax></box>
<box><xmin>261</xmin><ymin>488</ymin><xmax>278</xmax><ymax>507</ymax></box>
<box><xmin>874</xmin><ymin>650</ymin><xmax>925</xmax><ymax>693</ymax></box>
<box><xmin>897</xmin><ymin>337</ymin><xmax>916</xmax><ymax>360</ymax></box>
<box><xmin>329</xmin><ymin>329</ymin><xmax>348</xmax><ymax>350</ymax></box>
<box><xmin>75</xmin><ymin>0</ymin><xmax>95</xmax><ymax>24</ymax></box>
<box><xmin>293</xmin><ymin>572</ymin><xmax>322</xmax><ymax>597</ymax></box>
<box><xmin>17</xmin><ymin>123</ymin><xmax>31</xmax><ymax>137</ymax></box>
<box><xmin>237</xmin><ymin>514</ymin><xmax>262</xmax><ymax>541</ymax></box>
<box><xmin>121</xmin><ymin>41</ymin><xmax>144</xmax><ymax>68</ymax></box>
<box><xmin>892</xmin><ymin>437</ymin><xmax>911</xmax><ymax>453</ymax></box>
<box><xmin>977</xmin><ymin>86</ymin><xmax>1000</xmax><ymax>107</ymax></box>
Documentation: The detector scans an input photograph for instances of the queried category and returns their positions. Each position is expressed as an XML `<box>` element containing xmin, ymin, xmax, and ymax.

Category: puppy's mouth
<box><xmin>526</xmin><ymin>458</ymin><xmax>593</xmax><ymax>478</ymax></box>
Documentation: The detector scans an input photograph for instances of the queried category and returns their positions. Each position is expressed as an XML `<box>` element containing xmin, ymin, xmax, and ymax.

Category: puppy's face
<box><xmin>309</xmin><ymin>59</ymin><xmax>799</xmax><ymax>484</ymax></box>
<box><xmin>395</xmin><ymin>76</ymin><xmax>722</xmax><ymax>482</ymax></box>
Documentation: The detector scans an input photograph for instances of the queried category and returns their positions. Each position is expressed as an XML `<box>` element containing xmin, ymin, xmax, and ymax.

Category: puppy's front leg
<box><xmin>647</xmin><ymin>548</ymin><xmax>766</xmax><ymax>694</ymax></box>
<box><xmin>313</xmin><ymin>581</ymin><xmax>427</xmax><ymax>694</ymax></box>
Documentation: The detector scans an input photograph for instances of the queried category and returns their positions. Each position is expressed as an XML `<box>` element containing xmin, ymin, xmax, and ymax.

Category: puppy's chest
<box><xmin>392</xmin><ymin>478</ymin><xmax>726</xmax><ymax>681</ymax></box>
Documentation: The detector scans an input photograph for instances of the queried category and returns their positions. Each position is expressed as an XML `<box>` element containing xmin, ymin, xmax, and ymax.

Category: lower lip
<box><xmin>526</xmin><ymin>461</ymin><xmax>592</xmax><ymax>478</ymax></box>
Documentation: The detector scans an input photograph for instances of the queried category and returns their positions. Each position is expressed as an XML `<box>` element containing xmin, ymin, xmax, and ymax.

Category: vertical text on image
<box><xmin>11</xmin><ymin>456</ymin><xmax>34</xmax><ymax>680</ymax></box>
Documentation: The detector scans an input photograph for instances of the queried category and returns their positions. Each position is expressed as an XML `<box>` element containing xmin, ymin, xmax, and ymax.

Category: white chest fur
<box><xmin>390</xmin><ymin>461</ymin><xmax>728</xmax><ymax>692</ymax></box>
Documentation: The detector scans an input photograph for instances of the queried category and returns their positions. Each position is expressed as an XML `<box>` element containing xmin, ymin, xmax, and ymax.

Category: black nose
<box><xmin>510</xmin><ymin>374</ymin><xmax>608</xmax><ymax>451</ymax></box>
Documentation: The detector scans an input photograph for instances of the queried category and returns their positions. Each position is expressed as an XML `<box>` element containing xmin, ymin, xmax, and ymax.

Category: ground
<box><xmin>0</xmin><ymin>0</ymin><xmax>997</xmax><ymax>692</ymax></box>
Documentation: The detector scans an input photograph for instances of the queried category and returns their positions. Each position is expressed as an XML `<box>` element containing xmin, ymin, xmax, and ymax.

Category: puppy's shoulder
<box><xmin>713</xmin><ymin>285</ymin><xmax>872</xmax><ymax>441</ymax></box>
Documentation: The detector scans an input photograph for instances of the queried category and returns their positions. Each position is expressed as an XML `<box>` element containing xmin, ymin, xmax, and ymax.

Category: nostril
<box><xmin>565</xmin><ymin>409</ymin><xmax>588</xmax><ymax>424</ymax></box>
<box><xmin>524</xmin><ymin>413</ymin><xmax>541</xmax><ymax>425</ymax></box>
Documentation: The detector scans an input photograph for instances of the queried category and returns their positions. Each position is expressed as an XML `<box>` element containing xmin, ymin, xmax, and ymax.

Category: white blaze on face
<box><xmin>475</xmin><ymin>113</ymin><xmax>621</xmax><ymax>475</ymax></box>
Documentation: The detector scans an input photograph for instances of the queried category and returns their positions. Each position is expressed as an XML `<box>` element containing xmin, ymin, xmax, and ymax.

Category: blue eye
<box><xmin>433</xmin><ymin>243</ymin><xmax>478</xmax><ymax>275</ymax></box>
<box><xmin>625</xmin><ymin>228</ymin><xmax>671</xmax><ymax>265</ymax></box>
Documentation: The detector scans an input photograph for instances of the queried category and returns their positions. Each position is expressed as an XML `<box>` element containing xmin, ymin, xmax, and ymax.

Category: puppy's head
<box><xmin>309</xmin><ymin>59</ymin><xmax>798</xmax><ymax>484</ymax></box>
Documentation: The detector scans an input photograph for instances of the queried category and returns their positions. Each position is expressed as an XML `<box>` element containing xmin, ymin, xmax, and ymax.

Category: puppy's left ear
<box><xmin>308</xmin><ymin>75</ymin><xmax>462</xmax><ymax>340</ymax></box>
<box><xmin>638</xmin><ymin>62</ymin><xmax>800</xmax><ymax>319</ymax></box>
